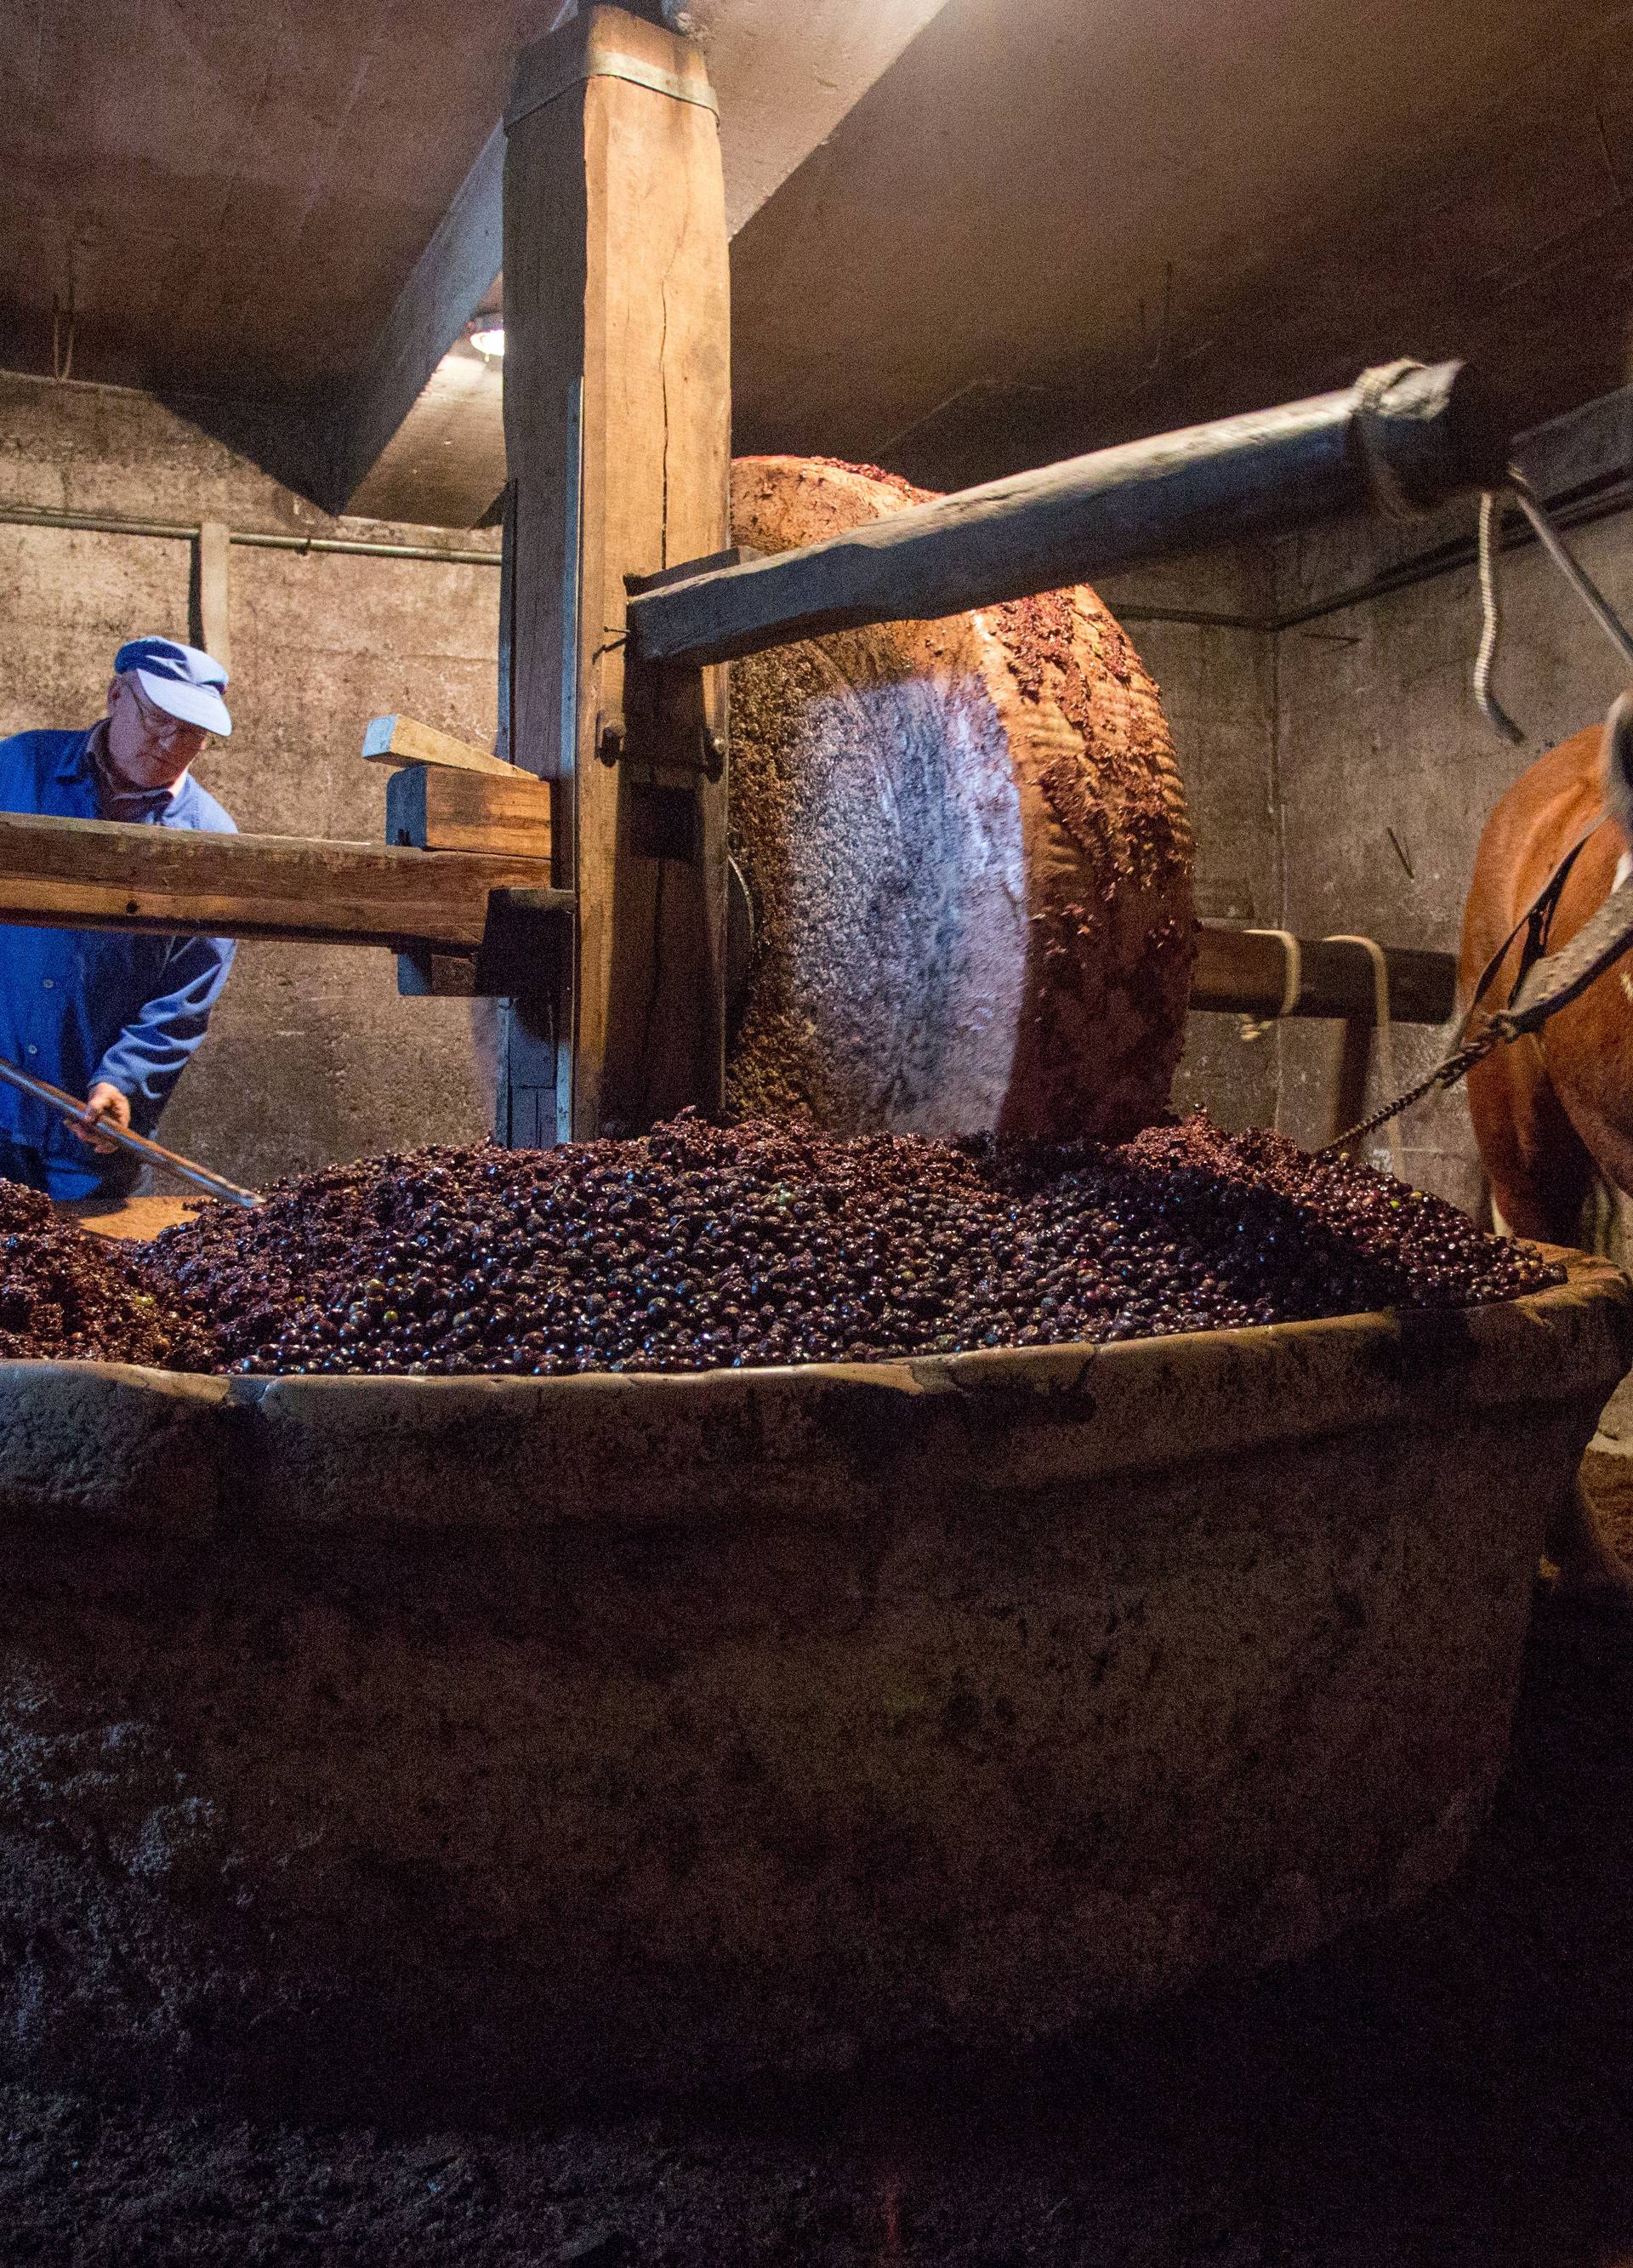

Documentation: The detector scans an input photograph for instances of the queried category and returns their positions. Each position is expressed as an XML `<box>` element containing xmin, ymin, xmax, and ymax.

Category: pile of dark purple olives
<box><xmin>88</xmin><ymin>1109</ymin><xmax>1559</xmax><ymax>1379</ymax></box>
<box><xmin>0</xmin><ymin>1180</ymin><xmax>215</xmax><ymax>1368</ymax></box>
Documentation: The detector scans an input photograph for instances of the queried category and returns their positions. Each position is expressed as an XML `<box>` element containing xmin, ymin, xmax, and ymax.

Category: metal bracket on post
<box><xmin>604</xmin><ymin>556</ymin><xmax>739</xmax><ymax>891</ymax></box>
<box><xmin>617</xmin><ymin>553</ymin><xmax>754</xmax><ymax>783</ymax></box>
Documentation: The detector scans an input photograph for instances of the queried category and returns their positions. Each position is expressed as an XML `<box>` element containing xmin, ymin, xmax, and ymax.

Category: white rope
<box><xmin>1238</xmin><ymin>928</ymin><xmax>1301</xmax><ymax>1042</ymax></box>
<box><xmin>1323</xmin><ymin>933</ymin><xmax>1406</xmax><ymax>1182</ymax></box>
<box><xmin>1473</xmin><ymin>468</ymin><xmax>1633</xmax><ymax>749</ymax></box>
<box><xmin>1474</xmin><ymin>490</ymin><xmax>1526</xmax><ymax>745</ymax></box>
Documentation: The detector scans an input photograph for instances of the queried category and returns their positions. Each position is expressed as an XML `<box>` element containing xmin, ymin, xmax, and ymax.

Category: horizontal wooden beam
<box><xmin>0</xmin><ymin>819</ymin><xmax>1453</xmax><ymax>1039</ymax></box>
<box><xmin>385</xmin><ymin>765</ymin><xmax>553</xmax><ymax>858</ymax></box>
<box><xmin>627</xmin><ymin>362</ymin><xmax>1507</xmax><ymax>667</ymax></box>
<box><xmin>0</xmin><ymin>812</ymin><xmax>557</xmax><ymax>953</ymax></box>
<box><xmin>1192</xmin><ymin>926</ymin><xmax>1456</xmax><ymax>1025</ymax></box>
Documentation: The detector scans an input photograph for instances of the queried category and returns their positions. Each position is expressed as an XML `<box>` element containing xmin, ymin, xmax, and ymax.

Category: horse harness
<box><xmin>1319</xmin><ymin>817</ymin><xmax>1633</xmax><ymax>1160</ymax></box>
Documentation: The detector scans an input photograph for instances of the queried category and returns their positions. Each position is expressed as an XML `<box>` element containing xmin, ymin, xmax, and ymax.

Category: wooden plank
<box><xmin>327</xmin><ymin>121</ymin><xmax>505</xmax><ymax>512</ymax></box>
<box><xmin>504</xmin><ymin>3</ymin><xmax>731</xmax><ymax>1143</ymax></box>
<box><xmin>625</xmin><ymin>362</ymin><xmax>1506</xmax><ymax>668</ymax></box>
<box><xmin>195</xmin><ymin>519</ymin><xmax>231</xmax><ymax>670</ymax></box>
<box><xmin>363</xmin><ymin>714</ymin><xmax>515</xmax><ymax>776</ymax></box>
<box><xmin>0</xmin><ymin>811</ymin><xmax>555</xmax><ymax>953</ymax></box>
<box><xmin>60</xmin><ymin>1194</ymin><xmax>196</xmax><ymax>1241</ymax></box>
<box><xmin>385</xmin><ymin>766</ymin><xmax>554</xmax><ymax>858</ymax></box>
<box><xmin>1191</xmin><ymin>926</ymin><xmax>1455</xmax><ymax>1024</ymax></box>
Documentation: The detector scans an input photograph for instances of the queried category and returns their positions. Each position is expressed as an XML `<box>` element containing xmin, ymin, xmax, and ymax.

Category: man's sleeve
<box><xmin>93</xmin><ymin>932</ymin><xmax>237</xmax><ymax>1114</ymax></box>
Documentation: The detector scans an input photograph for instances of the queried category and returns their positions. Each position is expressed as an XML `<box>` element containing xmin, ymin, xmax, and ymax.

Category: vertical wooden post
<box><xmin>501</xmin><ymin>3</ymin><xmax>731</xmax><ymax>1144</ymax></box>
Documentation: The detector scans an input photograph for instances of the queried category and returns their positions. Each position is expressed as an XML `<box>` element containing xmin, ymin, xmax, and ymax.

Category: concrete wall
<box><xmin>1098</xmin><ymin>548</ymin><xmax>1280</xmax><ymax>1134</ymax></box>
<box><xmin>0</xmin><ymin>368</ymin><xmax>1284</xmax><ymax>1188</ymax></box>
<box><xmin>7</xmin><ymin>370</ymin><xmax>1622</xmax><ymax>1204</ymax></box>
<box><xmin>1270</xmin><ymin>388</ymin><xmax>1633</xmax><ymax>1212</ymax></box>
<box><xmin>0</xmin><ymin>373</ymin><xmax>500</xmax><ymax>1189</ymax></box>
<box><xmin>1100</xmin><ymin>385</ymin><xmax>1633</xmax><ymax>1213</ymax></box>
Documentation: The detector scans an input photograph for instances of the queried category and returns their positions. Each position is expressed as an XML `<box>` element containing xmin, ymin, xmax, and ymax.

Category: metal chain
<box><xmin>1315</xmin><ymin>1018</ymin><xmax>1516</xmax><ymax>1161</ymax></box>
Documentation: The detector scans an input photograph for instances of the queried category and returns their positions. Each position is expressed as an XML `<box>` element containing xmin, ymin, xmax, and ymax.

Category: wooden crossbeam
<box><xmin>384</xmin><ymin>766</ymin><xmax>553</xmax><ymax>858</ymax></box>
<box><xmin>0</xmin><ymin>812</ymin><xmax>1455</xmax><ymax>1034</ymax></box>
<box><xmin>0</xmin><ymin>812</ymin><xmax>556</xmax><ymax>953</ymax></box>
<box><xmin>1191</xmin><ymin>929</ymin><xmax>1455</xmax><ymax>1025</ymax></box>
<box><xmin>625</xmin><ymin>362</ymin><xmax>1507</xmax><ymax>669</ymax></box>
<box><xmin>327</xmin><ymin>124</ymin><xmax>506</xmax><ymax>515</ymax></box>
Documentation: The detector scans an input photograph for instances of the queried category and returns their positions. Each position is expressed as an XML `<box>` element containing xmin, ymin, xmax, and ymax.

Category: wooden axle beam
<box><xmin>0</xmin><ymin>812</ymin><xmax>557</xmax><ymax>954</ymax></box>
<box><xmin>626</xmin><ymin>362</ymin><xmax>1508</xmax><ymax>669</ymax></box>
<box><xmin>1191</xmin><ymin>929</ymin><xmax>1455</xmax><ymax>1025</ymax></box>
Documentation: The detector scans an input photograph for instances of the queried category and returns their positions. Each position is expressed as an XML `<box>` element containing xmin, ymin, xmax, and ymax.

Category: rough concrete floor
<box><xmin>6</xmin><ymin>1464</ymin><xmax>1633</xmax><ymax>2266</ymax></box>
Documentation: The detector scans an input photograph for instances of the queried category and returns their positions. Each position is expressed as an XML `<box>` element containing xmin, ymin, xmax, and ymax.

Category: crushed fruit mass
<box><xmin>0</xmin><ymin>1112</ymin><xmax>1562</xmax><ymax>1375</ymax></box>
<box><xmin>0</xmin><ymin>1181</ymin><xmax>216</xmax><ymax>1368</ymax></box>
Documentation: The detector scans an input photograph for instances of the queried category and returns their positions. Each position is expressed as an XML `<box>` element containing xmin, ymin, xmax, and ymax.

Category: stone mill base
<box><xmin>1</xmin><ymin>1256</ymin><xmax>1626</xmax><ymax>2114</ymax></box>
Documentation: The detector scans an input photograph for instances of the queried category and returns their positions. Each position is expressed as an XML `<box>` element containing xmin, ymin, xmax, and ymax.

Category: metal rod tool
<box><xmin>0</xmin><ymin>1054</ymin><xmax>261</xmax><ymax>1210</ymax></box>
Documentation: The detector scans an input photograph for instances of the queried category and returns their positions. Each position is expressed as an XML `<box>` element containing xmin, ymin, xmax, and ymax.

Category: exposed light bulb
<box><xmin>467</xmin><ymin>320</ymin><xmax>505</xmax><ymax>361</ymax></box>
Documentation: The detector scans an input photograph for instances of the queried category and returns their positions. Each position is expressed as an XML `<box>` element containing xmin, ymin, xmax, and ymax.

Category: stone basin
<box><xmin>1</xmin><ymin>1253</ymin><xmax>1627</xmax><ymax>2114</ymax></box>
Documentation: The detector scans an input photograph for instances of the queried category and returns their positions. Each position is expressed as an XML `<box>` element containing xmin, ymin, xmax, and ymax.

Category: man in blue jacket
<box><xmin>0</xmin><ymin>636</ymin><xmax>237</xmax><ymax>1199</ymax></box>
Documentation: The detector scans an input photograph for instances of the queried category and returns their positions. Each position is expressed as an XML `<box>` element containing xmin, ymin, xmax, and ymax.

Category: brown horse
<box><xmin>1461</xmin><ymin>697</ymin><xmax>1633</xmax><ymax>1245</ymax></box>
<box><xmin>1461</xmin><ymin>695</ymin><xmax>1633</xmax><ymax>1587</ymax></box>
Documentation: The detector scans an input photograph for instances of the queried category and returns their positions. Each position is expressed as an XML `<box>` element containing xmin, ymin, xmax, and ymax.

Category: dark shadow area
<box><xmin>4</xmin><ymin>1575</ymin><xmax>1633</xmax><ymax>2264</ymax></box>
<box><xmin>150</xmin><ymin>386</ymin><xmax>345</xmax><ymax>516</ymax></box>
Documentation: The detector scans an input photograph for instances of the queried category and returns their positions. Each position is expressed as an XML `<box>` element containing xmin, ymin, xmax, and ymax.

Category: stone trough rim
<box><xmin>0</xmin><ymin>1249</ymin><xmax>1624</xmax><ymax>1539</ymax></box>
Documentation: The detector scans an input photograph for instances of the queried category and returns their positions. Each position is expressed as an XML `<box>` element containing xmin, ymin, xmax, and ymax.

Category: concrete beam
<box><xmin>329</xmin><ymin>0</ymin><xmax>950</xmax><ymax>523</ymax></box>
<box><xmin>324</xmin><ymin>123</ymin><xmax>505</xmax><ymax>515</ymax></box>
<box><xmin>698</xmin><ymin>0</ymin><xmax>953</xmax><ymax>236</ymax></box>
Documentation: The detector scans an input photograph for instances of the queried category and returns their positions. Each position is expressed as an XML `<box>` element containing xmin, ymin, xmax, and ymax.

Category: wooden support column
<box><xmin>492</xmin><ymin>476</ymin><xmax>557</xmax><ymax>1142</ymax></box>
<box><xmin>501</xmin><ymin>3</ymin><xmax>731</xmax><ymax>1144</ymax></box>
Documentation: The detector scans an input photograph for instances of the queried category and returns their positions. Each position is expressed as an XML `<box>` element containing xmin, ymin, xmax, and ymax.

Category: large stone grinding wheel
<box><xmin>725</xmin><ymin>457</ymin><xmax>1197</xmax><ymax>1141</ymax></box>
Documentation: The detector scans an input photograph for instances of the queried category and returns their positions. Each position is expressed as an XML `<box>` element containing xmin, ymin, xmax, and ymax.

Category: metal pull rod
<box><xmin>0</xmin><ymin>1054</ymin><xmax>261</xmax><ymax>1210</ymax></box>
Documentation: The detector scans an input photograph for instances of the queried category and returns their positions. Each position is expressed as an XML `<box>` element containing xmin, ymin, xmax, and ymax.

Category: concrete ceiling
<box><xmin>0</xmin><ymin>0</ymin><xmax>948</xmax><ymax>516</ymax></box>
<box><xmin>731</xmin><ymin>0</ymin><xmax>1633</xmax><ymax>486</ymax></box>
<box><xmin>347</xmin><ymin>0</ymin><xmax>951</xmax><ymax>522</ymax></box>
<box><xmin>1</xmin><ymin>0</ymin><xmax>549</xmax><ymax>396</ymax></box>
<box><xmin>3</xmin><ymin>0</ymin><xmax>1632</xmax><ymax>525</ymax></box>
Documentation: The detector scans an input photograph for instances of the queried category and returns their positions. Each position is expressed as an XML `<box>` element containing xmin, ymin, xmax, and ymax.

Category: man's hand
<box><xmin>73</xmin><ymin>1081</ymin><xmax>132</xmax><ymax>1153</ymax></box>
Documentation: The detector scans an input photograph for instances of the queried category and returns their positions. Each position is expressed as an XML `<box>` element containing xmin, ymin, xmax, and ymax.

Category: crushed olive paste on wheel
<box><xmin>105</xmin><ymin>1110</ymin><xmax>1560</xmax><ymax>1379</ymax></box>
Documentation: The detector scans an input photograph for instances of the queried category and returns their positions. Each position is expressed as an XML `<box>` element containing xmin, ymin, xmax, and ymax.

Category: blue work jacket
<box><xmin>0</xmin><ymin>727</ymin><xmax>236</xmax><ymax>1173</ymax></box>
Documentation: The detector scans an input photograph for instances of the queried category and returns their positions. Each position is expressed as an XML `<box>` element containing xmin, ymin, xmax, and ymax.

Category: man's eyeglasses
<box><xmin>125</xmin><ymin>682</ymin><xmax>205</xmax><ymax>746</ymax></box>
